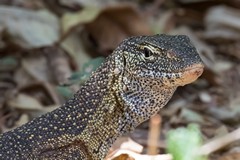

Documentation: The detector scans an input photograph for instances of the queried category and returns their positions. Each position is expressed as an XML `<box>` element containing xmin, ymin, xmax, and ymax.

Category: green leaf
<box><xmin>0</xmin><ymin>6</ymin><xmax>59</xmax><ymax>48</ymax></box>
<box><xmin>69</xmin><ymin>57</ymin><xmax>105</xmax><ymax>85</ymax></box>
<box><xmin>0</xmin><ymin>56</ymin><xmax>17</xmax><ymax>66</ymax></box>
<box><xmin>0</xmin><ymin>56</ymin><xmax>18</xmax><ymax>72</ymax></box>
<box><xmin>167</xmin><ymin>124</ymin><xmax>207</xmax><ymax>160</ymax></box>
<box><xmin>56</xmin><ymin>86</ymin><xmax>73</xmax><ymax>98</ymax></box>
<box><xmin>57</xmin><ymin>57</ymin><xmax>105</xmax><ymax>98</ymax></box>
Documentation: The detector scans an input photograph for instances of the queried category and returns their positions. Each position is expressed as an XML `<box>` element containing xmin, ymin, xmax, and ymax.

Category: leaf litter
<box><xmin>0</xmin><ymin>1</ymin><xmax>240</xmax><ymax>160</ymax></box>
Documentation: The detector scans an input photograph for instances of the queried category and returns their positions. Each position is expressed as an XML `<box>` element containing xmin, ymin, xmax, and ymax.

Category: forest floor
<box><xmin>0</xmin><ymin>0</ymin><xmax>240</xmax><ymax>160</ymax></box>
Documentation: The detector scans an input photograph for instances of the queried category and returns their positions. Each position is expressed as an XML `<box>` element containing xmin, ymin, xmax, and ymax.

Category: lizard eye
<box><xmin>143</xmin><ymin>47</ymin><xmax>153</xmax><ymax>58</ymax></box>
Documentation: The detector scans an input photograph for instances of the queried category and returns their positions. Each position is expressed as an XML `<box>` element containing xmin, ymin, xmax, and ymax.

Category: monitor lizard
<box><xmin>0</xmin><ymin>34</ymin><xmax>204</xmax><ymax>160</ymax></box>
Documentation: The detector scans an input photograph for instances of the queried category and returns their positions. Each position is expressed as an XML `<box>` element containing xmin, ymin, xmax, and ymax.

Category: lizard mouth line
<box><xmin>183</xmin><ymin>63</ymin><xmax>204</xmax><ymax>72</ymax></box>
<box><xmin>159</xmin><ymin>63</ymin><xmax>204</xmax><ymax>76</ymax></box>
<box><xmin>181</xmin><ymin>63</ymin><xmax>204</xmax><ymax>76</ymax></box>
<box><xmin>158</xmin><ymin>63</ymin><xmax>204</xmax><ymax>75</ymax></box>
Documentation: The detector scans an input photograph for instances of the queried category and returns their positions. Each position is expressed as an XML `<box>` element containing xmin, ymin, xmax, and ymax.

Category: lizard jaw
<box><xmin>177</xmin><ymin>63</ymin><xmax>204</xmax><ymax>86</ymax></box>
<box><xmin>161</xmin><ymin>63</ymin><xmax>204</xmax><ymax>87</ymax></box>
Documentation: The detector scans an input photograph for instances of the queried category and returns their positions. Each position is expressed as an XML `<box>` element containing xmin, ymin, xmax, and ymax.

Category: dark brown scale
<box><xmin>0</xmin><ymin>34</ymin><xmax>204</xmax><ymax>160</ymax></box>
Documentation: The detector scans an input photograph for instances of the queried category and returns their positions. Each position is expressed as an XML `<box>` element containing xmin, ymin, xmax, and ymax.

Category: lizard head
<box><xmin>119</xmin><ymin>34</ymin><xmax>204</xmax><ymax>87</ymax></box>
<box><xmin>113</xmin><ymin>34</ymin><xmax>204</xmax><ymax>127</ymax></box>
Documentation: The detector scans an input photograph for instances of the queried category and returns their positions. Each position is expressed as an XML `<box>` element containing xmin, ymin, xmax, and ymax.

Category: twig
<box><xmin>147</xmin><ymin>114</ymin><xmax>162</xmax><ymax>155</ymax></box>
<box><xmin>199</xmin><ymin>127</ymin><xmax>240</xmax><ymax>155</ymax></box>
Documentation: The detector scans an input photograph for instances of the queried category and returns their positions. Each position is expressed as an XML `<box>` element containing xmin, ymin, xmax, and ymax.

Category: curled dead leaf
<box><xmin>61</xmin><ymin>4</ymin><xmax>151</xmax><ymax>55</ymax></box>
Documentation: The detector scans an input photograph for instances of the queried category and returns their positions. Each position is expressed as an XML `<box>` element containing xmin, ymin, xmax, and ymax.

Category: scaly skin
<box><xmin>0</xmin><ymin>34</ymin><xmax>204</xmax><ymax>160</ymax></box>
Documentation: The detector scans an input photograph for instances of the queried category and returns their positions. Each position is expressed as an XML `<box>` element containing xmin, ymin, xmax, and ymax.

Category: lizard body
<box><xmin>0</xmin><ymin>34</ymin><xmax>204</xmax><ymax>160</ymax></box>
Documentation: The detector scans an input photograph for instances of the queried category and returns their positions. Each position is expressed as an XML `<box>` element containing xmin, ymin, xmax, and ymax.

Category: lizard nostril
<box><xmin>167</xmin><ymin>50</ymin><xmax>176</xmax><ymax>59</ymax></box>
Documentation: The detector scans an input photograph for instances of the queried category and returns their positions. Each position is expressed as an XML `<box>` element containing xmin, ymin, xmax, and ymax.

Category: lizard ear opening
<box><xmin>123</xmin><ymin>55</ymin><xmax>126</xmax><ymax>66</ymax></box>
<box><xmin>112</xmin><ymin>51</ymin><xmax>126</xmax><ymax>75</ymax></box>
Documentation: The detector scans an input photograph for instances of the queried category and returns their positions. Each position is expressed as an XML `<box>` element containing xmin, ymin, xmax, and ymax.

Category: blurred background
<box><xmin>0</xmin><ymin>0</ymin><xmax>240</xmax><ymax>160</ymax></box>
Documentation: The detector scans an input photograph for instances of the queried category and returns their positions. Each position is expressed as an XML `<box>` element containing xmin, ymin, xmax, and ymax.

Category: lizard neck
<box><xmin>77</xmin><ymin>55</ymin><xmax>132</xmax><ymax>159</ymax></box>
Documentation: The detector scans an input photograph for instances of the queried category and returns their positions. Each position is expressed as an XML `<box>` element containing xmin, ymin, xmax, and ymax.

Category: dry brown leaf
<box><xmin>59</xmin><ymin>0</ymin><xmax>114</xmax><ymax>8</ymax></box>
<box><xmin>15</xmin><ymin>114</ymin><xmax>29</xmax><ymax>127</ymax></box>
<box><xmin>84</xmin><ymin>4</ymin><xmax>151</xmax><ymax>54</ymax></box>
<box><xmin>111</xmin><ymin>153</ymin><xmax>135</xmax><ymax>160</ymax></box>
<box><xmin>62</xmin><ymin>4</ymin><xmax>151</xmax><ymax>55</ymax></box>
<box><xmin>22</xmin><ymin>55</ymin><xmax>51</xmax><ymax>82</ymax></box>
<box><xmin>43</xmin><ymin>46</ymin><xmax>72</xmax><ymax>84</ymax></box>
<box><xmin>218</xmin><ymin>42</ymin><xmax>240</xmax><ymax>60</ymax></box>
<box><xmin>108</xmin><ymin>137</ymin><xmax>143</xmax><ymax>159</ymax></box>
<box><xmin>218</xmin><ymin>152</ymin><xmax>240</xmax><ymax>160</ymax></box>
<box><xmin>199</xmin><ymin>91</ymin><xmax>212</xmax><ymax>103</ymax></box>
<box><xmin>212</xmin><ymin>60</ymin><xmax>233</xmax><ymax>74</ymax></box>
<box><xmin>204</xmin><ymin>5</ymin><xmax>240</xmax><ymax>41</ymax></box>
<box><xmin>62</xmin><ymin>6</ymin><xmax>102</xmax><ymax>34</ymax></box>
<box><xmin>61</xmin><ymin>31</ymin><xmax>91</xmax><ymax>69</ymax></box>
<box><xmin>7</xmin><ymin>93</ymin><xmax>43</xmax><ymax>110</ymax></box>
<box><xmin>0</xmin><ymin>6</ymin><xmax>59</xmax><ymax>48</ymax></box>
<box><xmin>151</xmin><ymin>10</ymin><xmax>175</xmax><ymax>34</ymax></box>
<box><xmin>14</xmin><ymin>67</ymin><xmax>35</xmax><ymax>88</ymax></box>
<box><xmin>106</xmin><ymin>149</ymin><xmax>172</xmax><ymax>160</ymax></box>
